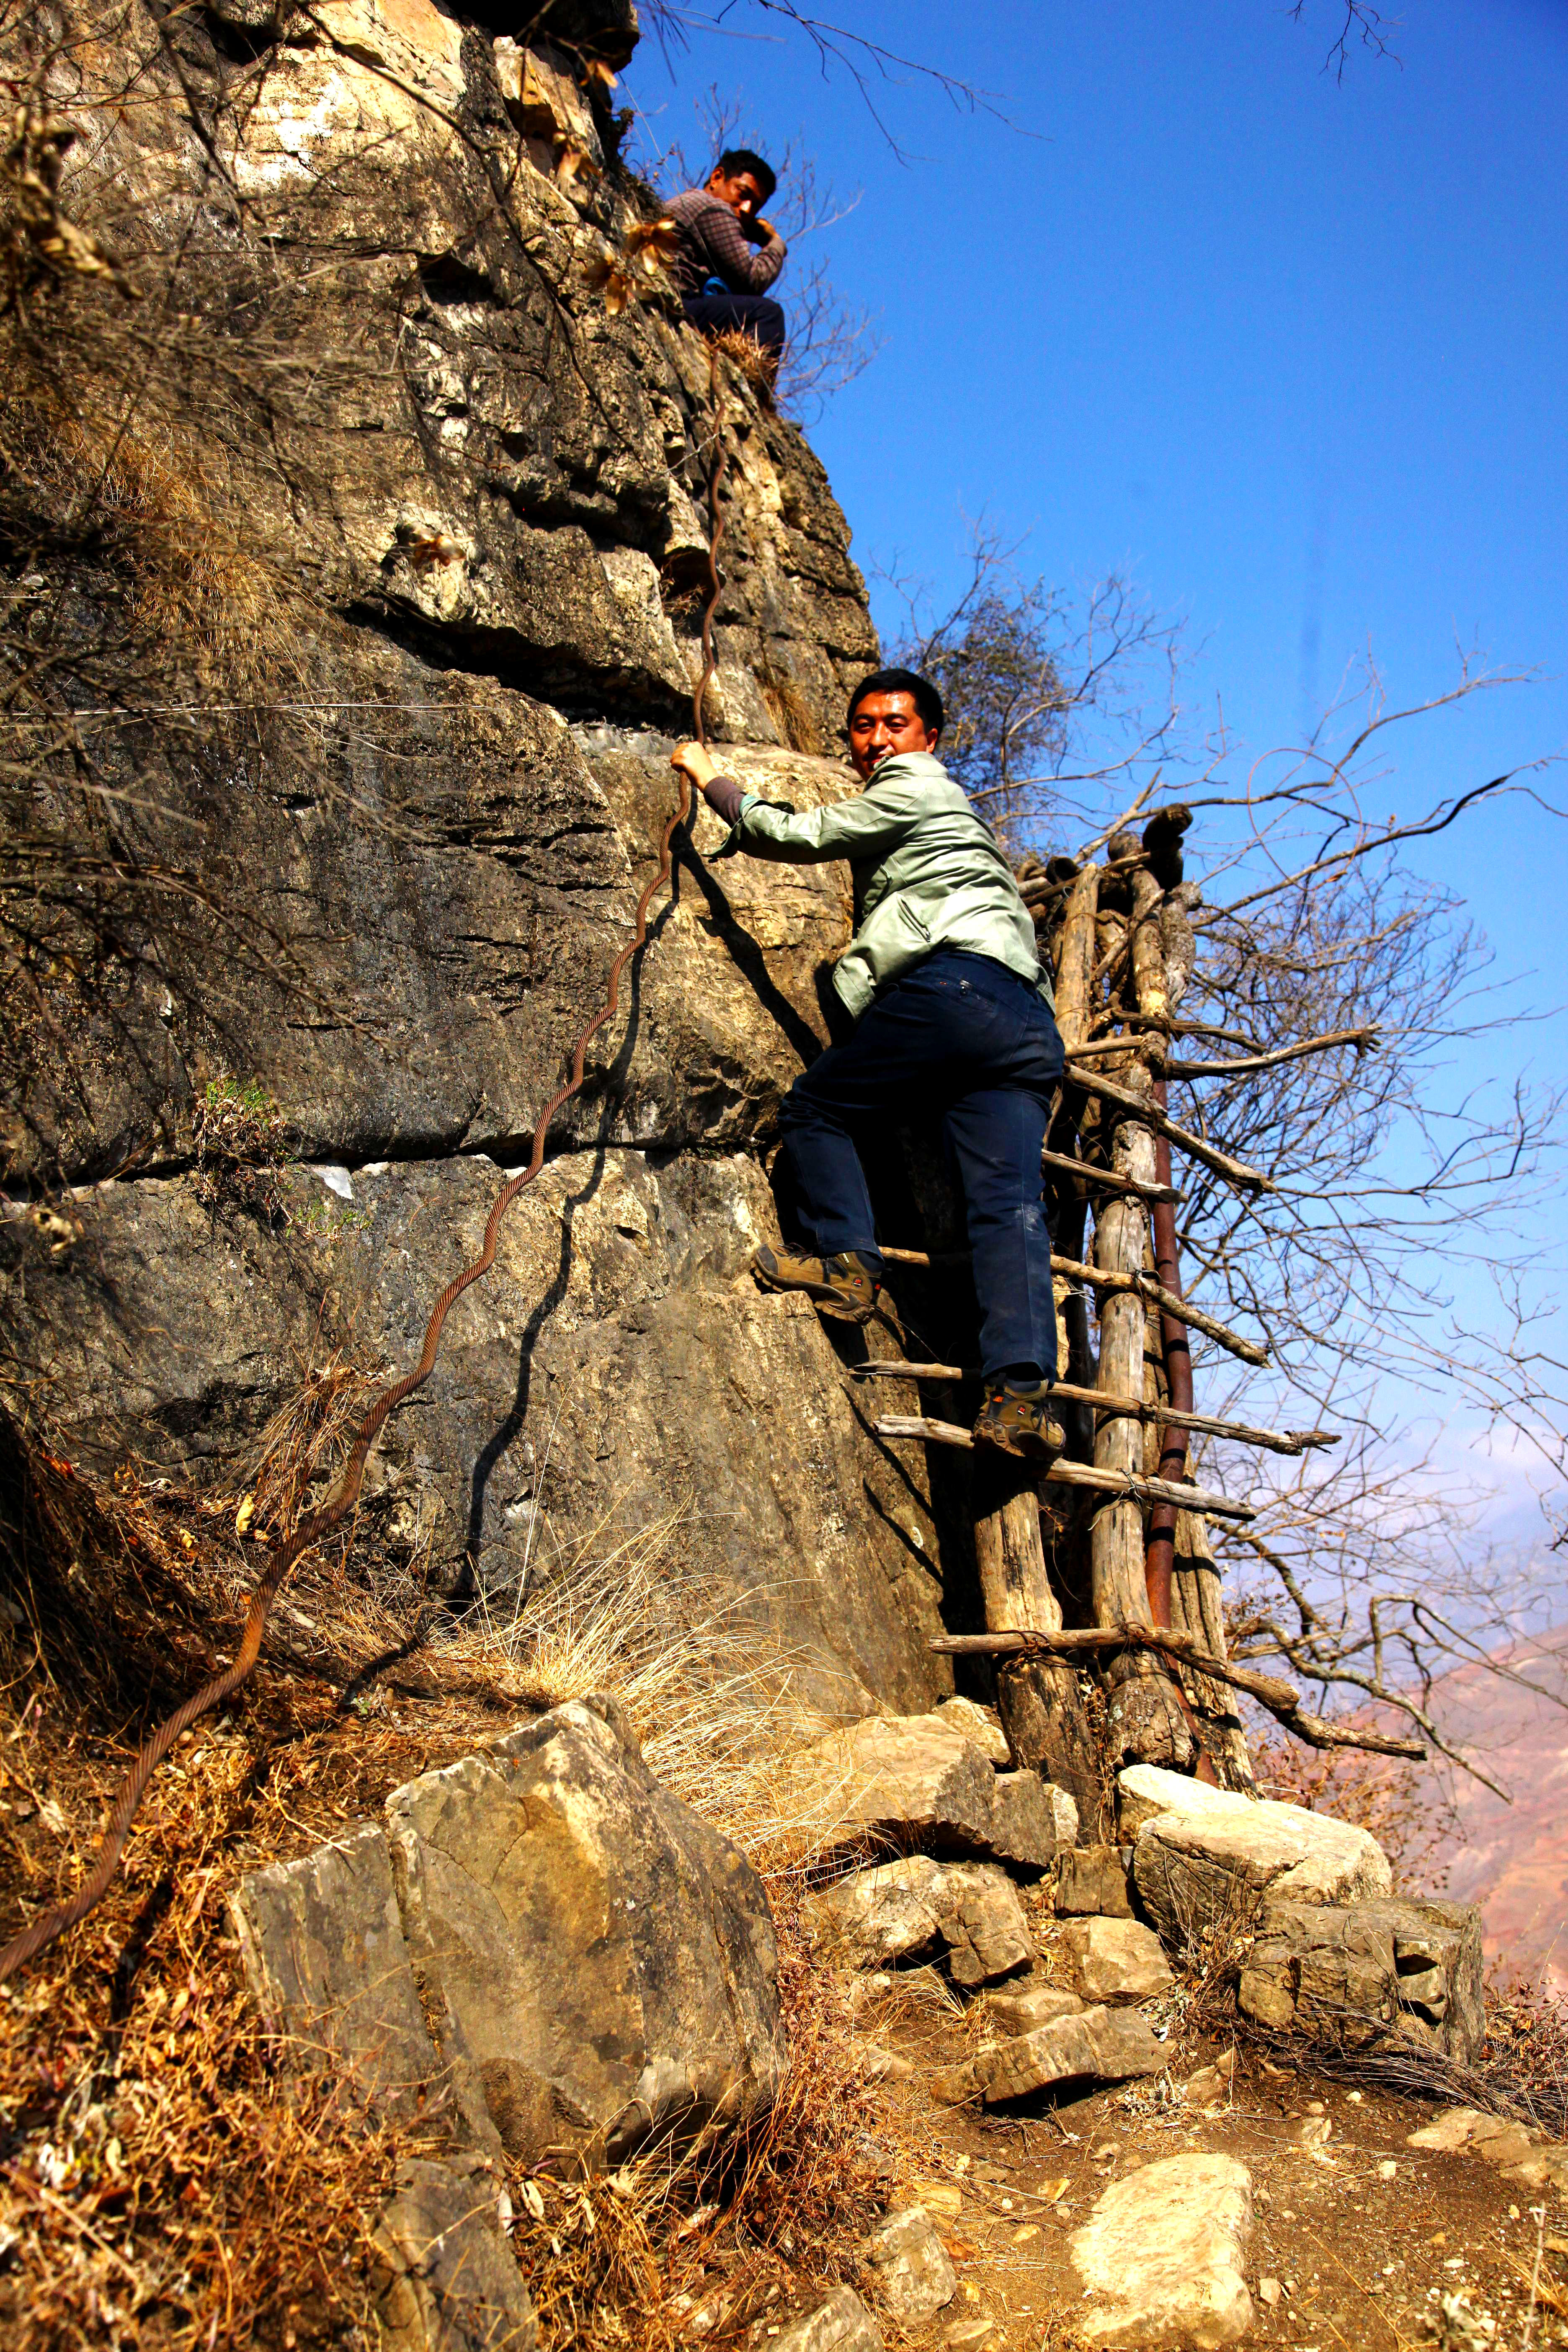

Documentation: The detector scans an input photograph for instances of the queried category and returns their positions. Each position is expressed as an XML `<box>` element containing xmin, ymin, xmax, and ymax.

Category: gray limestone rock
<box><xmin>1055</xmin><ymin>1846</ymin><xmax>1134</xmax><ymax>1919</ymax></box>
<box><xmin>962</xmin><ymin>2003</ymin><xmax>1164</xmax><ymax>2107</ymax></box>
<box><xmin>228</xmin><ymin>1824</ymin><xmax>446</xmax><ymax>2126</ymax></box>
<box><xmin>780</xmin><ymin>1715</ymin><xmax>1070</xmax><ymax>1868</ymax></box>
<box><xmin>8</xmin><ymin>1150</ymin><xmax>949</xmax><ymax>1720</ymax></box>
<box><xmin>386</xmin><ymin>1696</ymin><xmax>786</xmax><ymax>2167</ymax></box>
<box><xmin>1122</xmin><ymin>1766</ymin><xmax>1390</xmax><ymax>1947</ymax></box>
<box><xmin>1069</xmin><ymin>2154</ymin><xmax>1253</xmax><ymax>2348</ymax></box>
<box><xmin>781</xmin><ymin>1715</ymin><xmax>1000</xmax><ymax>1859</ymax></box>
<box><xmin>771</xmin><ymin>2288</ymin><xmax>883</xmax><ymax>2352</ymax></box>
<box><xmin>0</xmin><ymin>0</ymin><xmax>952</xmax><ymax>1757</ymax></box>
<box><xmin>986</xmin><ymin>1772</ymin><xmax>1072</xmax><ymax>1873</ymax></box>
<box><xmin>371</xmin><ymin>2155</ymin><xmax>537</xmax><ymax>2352</ymax></box>
<box><xmin>1239</xmin><ymin>1893</ymin><xmax>1483</xmax><ymax>2060</ymax></box>
<box><xmin>982</xmin><ymin>1977</ymin><xmax>1086</xmax><ymax>2037</ymax></box>
<box><xmin>802</xmin><ymin>1856</ymin><xmax>1032</xmax><ymax>1988</ymax></box>
<box><xmin>1059</xmin><ymin>1916</ymin><xmax>1175</xmax><ymax>2005</ymax></box>
<box><xmin>862</xmin><ymin>2205</ymin><xmax>958</xmax><ymax>2321</ymax></box>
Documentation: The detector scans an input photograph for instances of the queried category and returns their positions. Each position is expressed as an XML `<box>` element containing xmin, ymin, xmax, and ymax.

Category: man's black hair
<box><xmin>714</xmin><ymin>147</ymin><xmax>778</xmax><ymax>204</ymax></box>
<box><xmin>847</xmin><ymin>668</ymin><xmax>944</xmax><ymax>740</ymax></box>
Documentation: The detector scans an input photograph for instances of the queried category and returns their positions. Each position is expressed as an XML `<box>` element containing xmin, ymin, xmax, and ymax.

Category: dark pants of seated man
<box><xmin>682</xmin><ymin>290</ymin><xmax>786</xmax><ymax>355</ymax></box>
<box><xmin>779</xmin><ymin>948</ymin><xmax>1065</xmax><ymax>1382</ymax></box>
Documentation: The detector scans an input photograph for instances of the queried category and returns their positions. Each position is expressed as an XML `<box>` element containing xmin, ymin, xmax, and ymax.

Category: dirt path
<box><xmin>858</xmin><ymin>1988</ymin><xmax>1568</xmax><ymax>2349</ymax></box>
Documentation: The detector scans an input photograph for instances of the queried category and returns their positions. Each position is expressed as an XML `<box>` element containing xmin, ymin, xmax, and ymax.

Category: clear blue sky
<box><xmin>631</xmin><ymin>0</ymin><xmax>1564</xmax><ymax>946</ymax></box>
<box><xmin>630</xmin><ymin>2</ymin><xmax>1568</xmax><ymax>1558</ymax></box>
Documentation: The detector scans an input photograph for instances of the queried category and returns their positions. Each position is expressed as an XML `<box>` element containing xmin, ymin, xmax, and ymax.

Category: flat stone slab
<box><xmin>780</xmin><ymin>1715</ymin><xmax>1068</xmax><ymax>1869</ymax></box>
<box><xmin>803</xmin><ymin>1856</ymin><xmax>1032</xmax><ymax>1987</ymax></box>
<box><xmin>1121</xmin><ymin>1765</ymin><xmax>1390</xmax><ymax>1945</ymax></box>
<box><xmin>935</xmin><ymin>2002</ymin><xmax>1163</xmax><ymax>2106</ymax></box>
<box><xmin>983</xmin><ymin>1976</ymin><xmax>1086</xmax><ymax>2036</ymax></box>
<box><xmin>1069</xmin><ymin>2153</ymin><xmax>1254</xmax><ymax>2347</ymax></box>
<box><xmin>863</xmin><ymin>2205</ymin><xmax>958</xmax><ymax>2320</ymax></box>
<box><xmin>372</xmin><ymin>2154</ymin><xmax>537</xmax><ymax>2352</ymax></box>
<box><xmin>1059</xmin><ymin>1916</ymin><xmax>1174</xmax><ymax>2004</ymax></box>
<box><xmin>1407</xmin><ymin>2106</ymin><xmax>1568</xmax><ymax>2189</ymax></box>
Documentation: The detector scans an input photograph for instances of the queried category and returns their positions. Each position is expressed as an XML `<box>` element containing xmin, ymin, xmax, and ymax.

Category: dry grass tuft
<box><xmin>705</xmin><ymin>327</ymin><xmax>779</xmax><ymax>402</ymax></box>
<box><xmin>0</xmin><ymin>1827</ymin><xmax>395</xmax><ymax>2352</ymax></box>
<box><xmin>0</xmin><ymin>367</ymin><xmax>303</xmax><ymax>694</ymax></box>
<box><xmin>191</xmin><ymin>1074</ymin><xmax>294</xmax><ymax>1221</ymax></box>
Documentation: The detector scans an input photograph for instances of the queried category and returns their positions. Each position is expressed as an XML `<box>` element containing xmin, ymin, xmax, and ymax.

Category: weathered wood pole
<box><xmin>977</xmin><ymin>859</ymin><xmax>1102</xmax><ymax>1824</ymax></box>
<box><xmin>1089</xmin><ymin>866</ymin><xmax>1195</xmax><ymax>1768</ymax></box>
<box><xmin>972</xmin><ymin>1452</ymin><xmax>1101</xmax><ymax>1823</ymax></box>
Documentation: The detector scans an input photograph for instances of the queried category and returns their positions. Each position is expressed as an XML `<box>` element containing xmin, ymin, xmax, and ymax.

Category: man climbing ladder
<box><xmin>673</xmin><ymin>669</ymin><xmax>1067</xmax><ymax>1463</ymax></box>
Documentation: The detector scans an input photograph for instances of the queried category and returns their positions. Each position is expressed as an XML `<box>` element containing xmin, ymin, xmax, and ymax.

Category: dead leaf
<box><xmin>554</xmin><ymin>142</ymin><xmax>602</xmax><ymax>201</ymax></box>
<box><xmin>623</xmin><ymin>218</ymin><xmax>681</xmax><ymax>278</ymax></box>
<box><xmin>406</xmin><ymin>532</ymin><xmax>462</xmax><ymax>570</ymax></box>
<box><xmin>580</xmin><ymin>252</ymin><xmax>633</xmax><ymax>316</ymax></box>
<box><xmin>235</xmin><ymin>1495</ymin><xmax>255</xmax><ymax>1538</ymax></box>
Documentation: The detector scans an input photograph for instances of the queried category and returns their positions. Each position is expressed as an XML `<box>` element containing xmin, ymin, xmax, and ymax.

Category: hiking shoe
<box><xmin>752</xmin><ymin>1243</ymin><xmax>879</xmax><ymax>1324</ymax></box>
<box><xmin>973</xmin><ymin>1379</ymin><xmax>1067</xmax><ymax>1464</ymax></box>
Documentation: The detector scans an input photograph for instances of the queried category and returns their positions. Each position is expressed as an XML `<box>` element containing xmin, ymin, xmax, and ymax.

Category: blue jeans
<box><xmin>682</xmin><ymin>291</ymin><xmax>787</xmax><ymax>354</ymax></box>
<box><xmin>779</xmin><ymin>950</ymin><xmax>1064</xmax><ymax>1381</ymax></box>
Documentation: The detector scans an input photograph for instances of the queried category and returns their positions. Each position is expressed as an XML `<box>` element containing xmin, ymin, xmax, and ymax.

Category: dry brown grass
<box><xmin>705</xmin><ymin>327</ymin><xmax>779</xmax><ymax>403</ymax></box>
<box><xmin>0</xmin><ymin>1379</ymin><xmax>889</xmax><ymax>2352</ymax></box>
<box><xmin>0</xmin><ymin>364</ymin><xmax>303</xmax><ymax>695</ymax></box>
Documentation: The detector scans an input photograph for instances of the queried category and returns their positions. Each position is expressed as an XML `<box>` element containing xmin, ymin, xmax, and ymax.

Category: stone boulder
<box><xmin>933</xmin><ymin>2004</ymin><xmax>1163</xmax><ymax>2107</ymax></box>
<box><xmin>935</xmin><ymin>1696</ymin><xmax>1011</xmax><ymax>1766</ymax></box>
<box><xmin>1121</xmin><ymin>1765</ymin><xmax>1390</xmax><ymax>1946</ymax></box>
<box><xmin>1055</xmin><ymin>1845</ymin><xmax>1134</xmax><ymax>1919</ymax></box>
<box><xmin>371</xmin><ymin>2155</ymin><xmax>537</xmax><ymax>2352</ymax></box>
<box><xmin>990</xmin><ymin>1772</ymin><xmax>1078</xmax><ymax>1870</ymax></box>
<box><xmin>862</xmin><ymin>2206</ymin><xmax>958</xmax><ymax>2321</ymax></box>
<box><xmin>235</xmin><ymin>1697</ymin><xmax>785</xmax><ymax>2172</ymax></box>
<box><xmin>772</xmin><ymin>2289</ymin><xmax>884</xmax><ymax>2352</ymax></box>
<box><xmin>387</xmin><ymin>1696</ymin><xmax>786</xmax><ymax>2166</ymax></box>
<box><xmin>802</xmin><ymin>1856</ymin><xmax>1033</xmax><ymax>1988</ymax></box>
<box><xmin>1240</xmin><ymin>1895</ymin><xmax>1484</xmax><ymax>2060</ymax></box>
<box><xmin>982</xmin><ymin>1976</ymin><xmax>1086</xmax><ymax>2036</ymax></box>
<box><xmin>1059</xmin><ymin>1917</ymin><xmax>1174</xmax><ymax>2005</ymax></box>
<box><xmin>781</xmin><ymin>1714</ymin><xmax>1070</xmax><ymax>1870</ymax></box>
<box><xmin>229</xmin><ymin>1822</ymin><xmax>451</xmax><ymax>2127</ymax></box>
<box><xmin>1068</xmin><ymin>2154</ymin><xmax>1253</xmax><ymax>2348</ymax></box>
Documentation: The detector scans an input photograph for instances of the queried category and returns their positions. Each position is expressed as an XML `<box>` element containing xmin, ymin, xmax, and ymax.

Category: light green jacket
<box><xmin>716</xmin><ymin>750</ymin><xmax>1050</xmax><ymax>1023</ymax></box>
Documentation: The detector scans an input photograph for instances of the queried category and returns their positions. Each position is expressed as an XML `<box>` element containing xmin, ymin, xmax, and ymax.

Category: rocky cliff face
<box><xmin>0</xmin><ymin>0</ymin><xmax>961</xmax><ymax>1712</ymax></box>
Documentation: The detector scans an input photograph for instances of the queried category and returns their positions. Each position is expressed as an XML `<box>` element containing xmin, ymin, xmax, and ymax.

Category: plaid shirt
<box><xmin>664</xmin><ymin>188</ymin><xmax>787</xmax><ymax>300</ymax></box>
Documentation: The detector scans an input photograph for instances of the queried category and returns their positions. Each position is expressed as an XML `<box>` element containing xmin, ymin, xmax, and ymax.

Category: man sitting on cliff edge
<box><xmin>672</xmin><ymin>671</ymin><xmax>1067</xmax><ymax>1464</ymax></box>
<box><xmin>666</xmin><ymin>148</ymin><xmax>787</xmax><ymax>359</ymax></box>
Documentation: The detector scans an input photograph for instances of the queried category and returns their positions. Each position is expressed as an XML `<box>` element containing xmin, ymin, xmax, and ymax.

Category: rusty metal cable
<box><xmin>0</xmin><ymin>376</ymin><xmax>732</xmax><ymax>1985</ymax></box>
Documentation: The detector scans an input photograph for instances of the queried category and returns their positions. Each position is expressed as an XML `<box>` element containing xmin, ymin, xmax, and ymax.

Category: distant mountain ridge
<box><xmin>1422</xmin><ymin>1627</ymin><xmax>1568</xmax><ymax>1994</ymax></box>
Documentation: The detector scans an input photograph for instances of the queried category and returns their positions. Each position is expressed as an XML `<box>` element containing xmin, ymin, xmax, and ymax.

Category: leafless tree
<box><xmin>1289</xmin><ymin>0</ymin><xmax>1399</xmax><ymax>81</ymax></box>
<box><xmin>884</xmin><ymin>528</ymin><xmax>1185</xmax><ymax>849</ymax></box>
<box><xmin>879</xmin><ymin>533</ymin><xmax>1566</xmax><ymax>1784</ymax></box>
